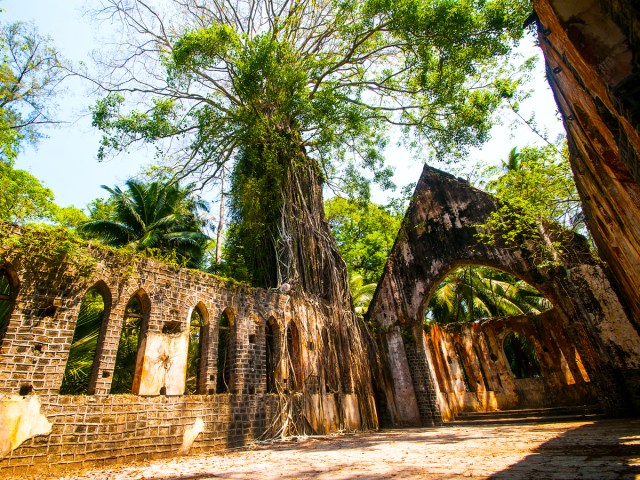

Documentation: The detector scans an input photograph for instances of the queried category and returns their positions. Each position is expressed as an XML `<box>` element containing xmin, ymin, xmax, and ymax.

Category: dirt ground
<box><xmin>13</xmin><ymin>418</ymin><xmax>640</xmax><ymax>479</ymax></box>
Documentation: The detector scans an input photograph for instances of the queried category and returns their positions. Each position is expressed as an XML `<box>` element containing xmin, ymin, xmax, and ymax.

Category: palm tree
<box><xmin>425</xmin><ymin>266</ymin><xmax>551</xmax><ymax>325</ymax></box>
<box><xmin>60</xmin><ymin>288</ymin><xmax>105</xmax><ymax>394</ymax></box>
<box><xmin>502</xmin><ymin>146</ymin><xmax>521</xmax><ymax>172</ymax></box>
<box><xmin>349</xmin><ymin>272</ymin><xmax>377</xmax><ymax>315</ymax></box>
<box><xmin>80</xmin><ymin>180</ymin><xmax>210</xmax><ymax>267</ymax></box>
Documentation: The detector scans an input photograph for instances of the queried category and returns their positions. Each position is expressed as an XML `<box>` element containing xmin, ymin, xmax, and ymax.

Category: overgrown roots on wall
<box><xmin>228</xmin><ymin>135</ymin><xmax>351</xmax><ymax>307</ymax></box>
<box><xmin>262</xmin><ymin>296</ymin><xmax>378</xmax><ymax>438</ymax></box>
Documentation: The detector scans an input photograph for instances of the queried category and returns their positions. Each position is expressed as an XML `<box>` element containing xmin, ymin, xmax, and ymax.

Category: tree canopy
<box><xmin>88</xmin><ymin>0</ymin><xmax>531</xmax><ymax>303</ymax></box>
<box><xmin>0</xmin><ymin>159</ymin><xmax>58</xmax><ymax>223</ymax></box>
<box><xmin>478</xmin><ymin>143</ymin><xmax>586</xmax><ymax>263</ymax></box>
<box><xmin>325</xmin><ymin>196</ymin><xmax>402</xmax><ymax>285</ymax></box>
<box><xmin>91</xmin><ymin>0</ymin><xmax>529</xmax><ymax>167</ymax></box>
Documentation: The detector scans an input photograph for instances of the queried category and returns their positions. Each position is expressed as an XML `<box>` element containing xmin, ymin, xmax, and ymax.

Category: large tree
<box><xmin>89</xmin><ymin>0</ymin><xmax>530</xmax><ymax>306</ymax></box>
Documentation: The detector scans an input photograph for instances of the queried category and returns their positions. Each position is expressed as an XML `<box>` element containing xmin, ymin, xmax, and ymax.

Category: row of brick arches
<box><xmin>0</xmin><ymin>262</ymin><xmax>303</xmax><ymax>397</ymax></box>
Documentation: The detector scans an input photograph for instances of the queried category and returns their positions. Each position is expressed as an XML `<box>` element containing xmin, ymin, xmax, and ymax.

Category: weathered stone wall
<box><xmin>534</xmin><ymin>0</ymin><xmax>640</xmax><ymax>328</ymax></box>
<box><xmin>368</xmin><ymin>166</ymin><xmax>640</xmax><ymax>426</ymax></box>
<box><xmin>0</xmin><ymin>225</ymin><xmax>376</xmax><ymax>474</ymax></box>
<box><xmin>425</xmin><ymin>311</ymin><xmax>599</xmax><ymax>421</ymax></box>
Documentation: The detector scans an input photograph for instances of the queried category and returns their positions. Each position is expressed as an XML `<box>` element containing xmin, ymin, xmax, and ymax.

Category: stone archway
<box><xmin>368</xmin><ymin>166</ymin><xmax>640</xmax><ymax>426</ymax></box>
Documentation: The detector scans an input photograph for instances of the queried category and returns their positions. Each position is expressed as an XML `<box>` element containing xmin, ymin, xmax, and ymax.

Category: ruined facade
<box><xmin>3</xmin><ymin>1</ymin><xmax>640</xmax><ymax>474</ymax></box>
<box><xmin>367</xmin><ymin>166</ymin><xmax>640</xmax><ymax>426</ymax></box>
<box><xmin>0</xmin><ymin>225</ymin><xmax>376</xmax><ymax>474</ymax></box>
<box><xmin>534</xmin><ymin>0</ymin><xmax>640</xmax><ymax>326</ymax></box>
<box><xmin>425</xmin><ymin>312</ymin><xmax>599</xmax><ymax>421</ymax></box>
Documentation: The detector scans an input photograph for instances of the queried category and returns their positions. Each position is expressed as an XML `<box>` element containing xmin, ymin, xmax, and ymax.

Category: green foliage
<box><xmin>185</xmin><ymin>307</ymin><xmax>205</xmax><ymax>395</ymax></box>
<box><xmin>60</xmin><ymin>288</ymin><xmax>104</xmax><ymax>395</ymax></box>
<box><xmin>477</xmin><ymin>143</ymin><xmax>585</xmax><ymax>264</ymax></box>
<box><xmin>54</xmin><ymin>205</ymin><xmax>89</xmax><ymax>229</ymax></box>
<box><xmin>111</xmin><ymin>296</ymin><xmax>143</xmax><ymax>394</ymax></box>
<box><xmin>425</xmin><ymin>266</ymin><xmax>551</xmax><ymax>325</ymax></box>
<box><xmin>91</xmin><ymin>0</ymin><xmax>532</xmax><ymax>288</ymax></box>
<box><xmin>78</xmin><ymin>179</ymin><xmax>210</xmax><ymax>268</ymax></box>
<box><xmin>349</xmin><ymin>272</ymin><xmax>377</xmax><ymax>315</ymax></box>
<box><xmin>503</xmin><ymin>331</ymin><xmax>542</xmax><ymax>378</ymax></box>
<box><xmin>86</xmin><ymin>197</ymin><xmax>117</xmax><ymax>222</ymax></box>
<box><xmin>325</xmin><ymin>196</ymin><xmax>402</xmax><ymax>285</ymax></box>
<box><xmin>0</xmin><ymin>21</ymin><xmax>68</xmax><ymax>161</ymax></box>
<box><xmin>0</xmin><ymin>160</ymin><xmax>58</xmax><ymax>223</ymax></box>
<box><xmin>0</xmin><ymin>269</ymin><xmax>12</xmax><ymax>337</ymax></box>
<box><xmin>0</xmin><ymin>223</ymin><xmax>97</xmax><ymax>276</ymax></box>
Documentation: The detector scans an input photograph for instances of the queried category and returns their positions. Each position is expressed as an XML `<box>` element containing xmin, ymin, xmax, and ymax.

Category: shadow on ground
<box><xmin>489</xmin><ymin>419</ymin><xmax>640</xmax><ymax>479</ymax></box>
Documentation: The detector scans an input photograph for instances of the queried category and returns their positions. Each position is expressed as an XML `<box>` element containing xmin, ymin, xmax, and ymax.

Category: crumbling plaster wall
<box><xmin>368</xmin><ymin>166</ymin><xmax>640</xmax><ymax>426</ymax></box>
<box><xmin>0</xmin><ymin>225</ymin><xmax>375</xmax><ymax>474</ymax></box>
<box><xmin>425</xmin><ymin>311</ymin><xmax>599</xmax><ymax>422</ymax></box>
<box><xmin>534</xmin><ymin>0</ymin><xmax>640</xmax><ymax>327</ymax></box>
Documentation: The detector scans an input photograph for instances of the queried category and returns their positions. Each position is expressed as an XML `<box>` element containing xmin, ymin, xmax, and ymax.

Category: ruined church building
<box><xmin>2</xmin><ymin>0</ymin><xmax>640</xmax><ymax>474</ymax></box>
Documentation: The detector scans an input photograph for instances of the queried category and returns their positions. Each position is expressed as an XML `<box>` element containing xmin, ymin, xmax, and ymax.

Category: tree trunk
<box><xmin>229</xmin><ymin>131</ymin><xmax>351</xmax><ymax>309</ymax></box>
<box><xmin>228</xmin><ymin>131</ymin><xmax>377</xmax><ymax>434</ymax></box>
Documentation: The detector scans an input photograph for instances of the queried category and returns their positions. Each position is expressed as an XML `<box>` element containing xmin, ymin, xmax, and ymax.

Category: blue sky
<box><xmin>4</xmin><ymin>1</ymin><xmax>565</xmax><ymax>211</ymax></box>
<box><xmin>4</xmin><ymin>0</ymin><xmax>150</xmax><ymax>209</ymax></box>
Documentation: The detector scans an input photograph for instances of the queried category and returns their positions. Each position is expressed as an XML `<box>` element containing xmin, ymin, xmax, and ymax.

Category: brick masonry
<box><xmin>0</xmin><ymin>225</ymin><xmax>376</xmax><ymax>474</ymax></box>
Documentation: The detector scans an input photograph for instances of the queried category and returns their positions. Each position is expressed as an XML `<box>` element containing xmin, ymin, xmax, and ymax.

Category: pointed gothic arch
<box><xmin>0</xmin><ymin>262</ymin><xmax>18</xmax><ymax>347</ymax></box>
<box><xmin>265</xmin><ymin>316</ymin><xmax>279</xmax><ymax>393</ymax></box>
<box><xmin>368</xmin><ymin>166</ymin><xmax>615</xmax><ymax>426</ymax></box>
<box><xmin>216</xmin><ymin>307</ymin><xmax>235</xmax><ymax>394</ymax></box>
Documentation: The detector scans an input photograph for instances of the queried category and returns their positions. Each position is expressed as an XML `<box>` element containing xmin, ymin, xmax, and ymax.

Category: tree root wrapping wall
<box><xmin>367</xmin><ymin>166</ymin><xmax>640</xmax><ymax>426</ymax></box>
<box><xmin>533</xmin><ymin>0</ymin><xmax>640</xmax><ymax>328</ymax></box>
<box><xmin>0</xmin><ymin>224</ymin><xmax>377</xmax><ymax>475</ymax></box>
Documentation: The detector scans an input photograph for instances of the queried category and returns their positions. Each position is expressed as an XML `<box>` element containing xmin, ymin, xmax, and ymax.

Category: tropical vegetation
<box><xmin>88</xmin><ymin>0</ymin><xmax>531</xmax><ymax>309</ymax></box>
<box><xmin>478</xmin><ymin>143</ymin><xmax>586</xmax><ymax>263</ymax></box>
<box><xmin>78</xmin><ymin>179</ymin><xmax>210</xmax><ymax>268</ymax></box>
<box><xmin>424</xmin><ymin>265</ymin><xmax>552</xmax><ymax>325</ymax></box>
<box><xmin>325</xmin><ymin>196</ymin><xmax>403</xmax><ymax>285</ymax></box>
<box><xmin>59</xmin><ymin>288</ymin><xmax>105</xmax><ymax>395</ymax></box>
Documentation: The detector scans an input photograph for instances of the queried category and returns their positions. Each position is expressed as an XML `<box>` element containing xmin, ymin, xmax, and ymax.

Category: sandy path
<box><xmin>13</xmin><ymin>418</ymin><xmax>640</xmax><ymax>480</ymax></box>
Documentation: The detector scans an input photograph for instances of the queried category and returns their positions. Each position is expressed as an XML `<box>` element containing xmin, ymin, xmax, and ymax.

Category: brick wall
<box><xmin>0</xmin><ymin>225</ymin><xmax>376</xmax><ymax>473</ymax></box>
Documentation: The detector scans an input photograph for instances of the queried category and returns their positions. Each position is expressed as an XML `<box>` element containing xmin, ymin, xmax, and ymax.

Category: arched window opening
<box><xmin>503</xmin><ymin>332</ymin><xmax>542</xmax><ymax>379</ymax></box>
<box><xmin>111</xmin><ymin>292</ymin><xmax>149</xmax><ymax>394</ymax></box>
<box><xmin>185</xmin><ymin>305</ymin><xmax>207</xmax><ymax>395</ymax></box>
<box><xmin>60</xmin><ymin>287</ymin><xmax>106</xmax><ymax>394</ymax></box>
<box><xmin>0</xmin><ymin>268</ymin><xmax>15</xmax><ymax>341</ymax></box>
<box><xmin>216</xmin><ymin>309</ymin><xmax>233</xmax><ymax>394</ymax></box>
<box><xmin>265</xmin><ymin>317</ymin><xmax>279</xmax><ymax>393</ymax></box>
<box><xmin>424</xmin><ymin>266</ymin><xmax>552</xmax><ymax>325</ymax></box>
<box><xmin>454</xmin><ymin>343</ymin><xmax>473</xmax><ymax>393</ymax></box>
<box><xmin>286</xmin><ymin>321</ymin><xmax>302</xmax><ymax>393</ymax></box>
